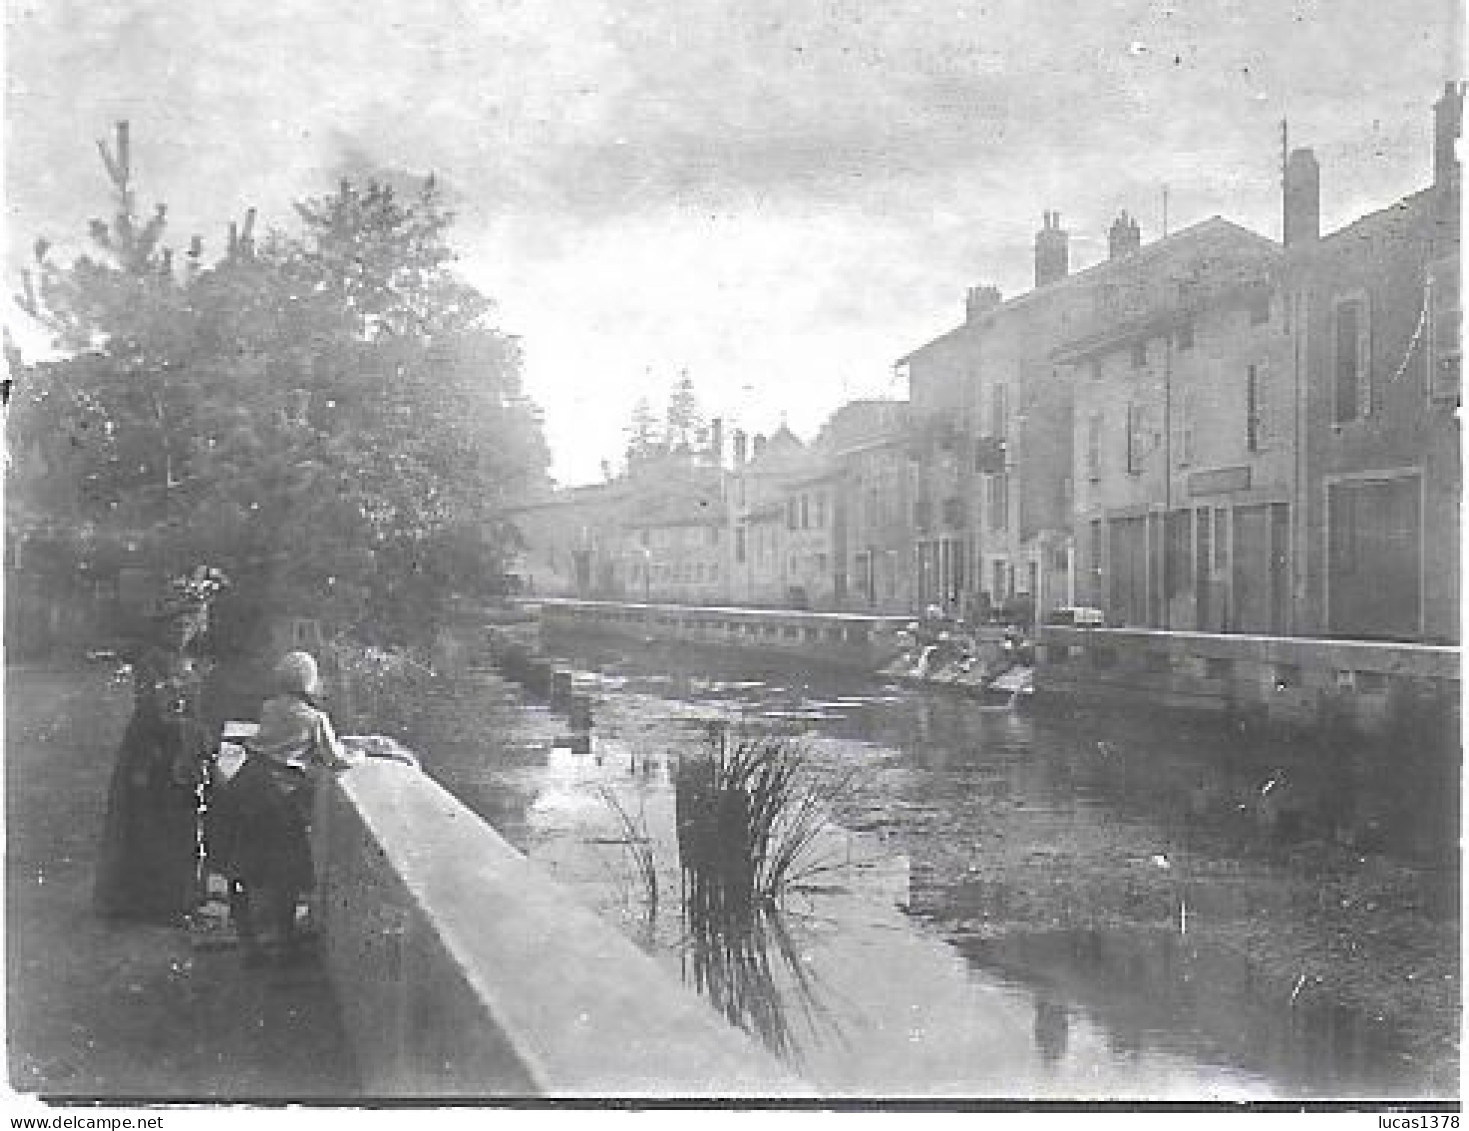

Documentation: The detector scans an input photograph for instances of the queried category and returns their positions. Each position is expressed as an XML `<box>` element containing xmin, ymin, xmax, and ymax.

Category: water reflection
<box><xmin>681</xmin><ymin>902</ymin><xmax>843</xmax><ymax>1065</ymax></box>
<box><xmin>957</xmin><ymin>926</ymin><xmax>1416</xmax><ymax>1096</ymax></box>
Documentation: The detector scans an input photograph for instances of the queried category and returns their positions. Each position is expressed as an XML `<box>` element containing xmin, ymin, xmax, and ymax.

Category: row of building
<box><xmin>514</xmin><ymin>86</ymin><xmax>1462</xmax><ymax>644</ymax></box>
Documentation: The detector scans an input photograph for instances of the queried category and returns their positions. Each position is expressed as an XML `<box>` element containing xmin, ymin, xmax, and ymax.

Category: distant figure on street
<box><xmin>93</xmin><ymin>568</ymin><xmax>227</xmax><ymax>924</ymax></box>
<box><xmin>207</xmin><ymin>650</ymin><xmax>349</xmax><ymax>964</ymax></box>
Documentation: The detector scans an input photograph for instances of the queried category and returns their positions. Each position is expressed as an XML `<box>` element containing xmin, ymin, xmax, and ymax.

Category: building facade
<box><xmin>1286</xmin><ymin>82</ymin><xmax>1462</xmax><ymax>643</ymax></box>
<box><xmin>1061</xmin><ymin>217</ymin><xmax>1287</xmax><ymax>632</ymax></box>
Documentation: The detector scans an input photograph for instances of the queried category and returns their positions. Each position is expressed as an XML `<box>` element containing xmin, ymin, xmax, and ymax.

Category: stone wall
<box><xmin>1036</xmin><ymin>626</ymin><xmax>1460</xmax><ymax>737</ymax></box>
<box><xmin>312</xmin><ymin>758</ymin><xmax>805</xmax><ymax>1098</ymax></box>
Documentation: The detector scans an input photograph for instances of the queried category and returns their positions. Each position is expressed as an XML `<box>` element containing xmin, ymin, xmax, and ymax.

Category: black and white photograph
<box><xmin>3</xmin><ymin>0</ymin><xmax>1462</xmax><ymax>1115</ymax></box>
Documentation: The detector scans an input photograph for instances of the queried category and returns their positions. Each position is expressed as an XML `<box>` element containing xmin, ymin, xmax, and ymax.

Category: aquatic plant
<box><xmin>597</xmin><ymin>786</ymin><xmax>659</xmax><ymax>919</ymax></box>
<box><xmin>675</xmin><ymin>723</ymin><xmax>854</xmax><ymax>914</ymax></box>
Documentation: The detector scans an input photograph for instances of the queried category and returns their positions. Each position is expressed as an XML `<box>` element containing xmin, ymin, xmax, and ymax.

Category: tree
<box><xmin>11</xmin><ymin>125</ymin><xmax>551</xmax><ymax>646</ymax></box>
<box><xmin>665</xmin><ymin>370</ymin><xmax>704</xmax><ymax>451</ymax></box>
<box><xmin>624</xmin><ymin>395</ymin><xmax>663</xmax><ymax>464</ymax></box>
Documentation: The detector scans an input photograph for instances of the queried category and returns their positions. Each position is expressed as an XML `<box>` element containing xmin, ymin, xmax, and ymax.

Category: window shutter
<box><xmin>1429</xmin><ymin>257</ymin><xmax>1461</xmax><ymax>403</ymax></box>
<box><xmin>1356</xmin><ymin>295</ymin><xmax>1374</xmax><ymax>417</ymax></box>
<box><xmin>1174</xmin><ymin>392</ymin><xmax>1195</xmax><ymax>466</ymax></box>
<box><xmin>1256</xmin><ymin>360</ymin><xmax>1269</xmax><ymax>447</ymax></box>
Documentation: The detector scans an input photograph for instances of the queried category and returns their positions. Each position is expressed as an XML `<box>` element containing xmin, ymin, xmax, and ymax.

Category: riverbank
<box><xmin>5</xmin><ymin>662</ymin><xmax>358</xmax><ymax>1101</ymax></box>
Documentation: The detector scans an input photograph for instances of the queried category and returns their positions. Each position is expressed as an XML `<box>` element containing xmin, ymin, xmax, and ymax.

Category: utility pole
<box><xmin>1280</xmin><ymin>119</ymin><xmax>1290</xmax><ymax>244</ymax></box>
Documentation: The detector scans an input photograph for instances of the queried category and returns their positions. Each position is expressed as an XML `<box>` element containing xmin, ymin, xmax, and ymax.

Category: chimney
<box><xmin>1435</xmin><ymin>80</ymin><xmax>1464</xmax><ymax>192</ymax></box>
<box><xmin>965</xmin><ymin>284</ymin><xmax>1003</xmax><ymax>322</ymax></box>
<box><xmin>708</xmin><ymin>417</ymin><xmax>724</xmax><ymax>463</ymax></box>
<box><xmin>732</xmin><ymin>428</ymin><xmax>748</xmax><ymax>465</ymax></box>
<box><xmin>1034</xmin><ymin>211</ymin><xmax>1069</xmax><ymax>288</ymax></box>
<box><xmin>752</xmin><ymin>433</ymin><xmax>767</xmax><ymax>458</ymax></box>
<box><xmin>1283</xmin><ymin>148</ymin><xmax>1320</xmax><ymax>246</ymax></box>
<box><xmin>1108</xmin><ymin>210</ymin><xmax>1142</xmax><ymax>259</ymax></box>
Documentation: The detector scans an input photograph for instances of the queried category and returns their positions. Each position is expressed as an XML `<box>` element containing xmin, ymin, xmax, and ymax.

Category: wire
<box><xmin>1387</xmin><ymin>279</ymin><xmax>1431</xmax><ymax>385</ymax></box>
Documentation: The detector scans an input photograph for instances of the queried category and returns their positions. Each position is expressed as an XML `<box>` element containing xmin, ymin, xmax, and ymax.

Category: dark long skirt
<box><xmin>206</xmin><ymin>758</ymin><xmax>314</xmax><ymax>900</ymax></box>
<box><xmin>92</xmin><ymin>713</ymin><xmax>208</xmax><ymax>922</ymax></box>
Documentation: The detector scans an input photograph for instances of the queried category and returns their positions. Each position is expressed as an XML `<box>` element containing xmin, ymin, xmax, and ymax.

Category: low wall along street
<box><xmin>312</xmin><ymin>758</ymin><xmax>806</xmax><ymax>1098</ymax></box>
<box><xmin>1035</xmin><ymin>626</ymin><xmax>1461</xmax><ymax>737</ymax></box>
<box><xmin>535</xmin><ymin>597</ymin><xmax>911</xmax><ymax>670</ymax></box>
<box><xmin>531</xmin><ymin>597</ymin><xmax>1459</xmax><ymax>739</ymax></box>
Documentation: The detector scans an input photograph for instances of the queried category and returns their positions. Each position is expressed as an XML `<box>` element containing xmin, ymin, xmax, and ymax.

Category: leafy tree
<box><xmin>10</xmin><ymin>125</ymin><xmax>550</xmax><ymax>646</ymax></box>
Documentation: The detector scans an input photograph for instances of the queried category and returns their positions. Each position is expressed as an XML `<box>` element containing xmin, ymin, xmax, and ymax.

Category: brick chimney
<box><xmin>752</xmin><ymin>433</ymin><xmax>767</xmax><ymax>458</ymax></box>
<box><xmin>708</xmin><ymin>416</ymin><xmax>724</xmax><ymax>463</ymax></box>
<box><xmin>1283</xmin><ymin>148</ymin><xmax>1320</xmax><ymax>246</ymax></box>
<box><xmin>1435</xmin><ymin>80</ymin><xmax>1464</xmax><ymax>192</ymax></box>
<box><xmin>1108</xmin><ymin>210</ymin><xmax>1141</xmax><ymax>259</ymax></box>
<box><xmin>732</xmin><ymin>428</ymin><xmax>748</xmax><ymax>465</ymax></box>
<box><xmin>1034</xmin><ymin>211</ymin><xmax>1069</xmax><ymax>288</ymax></box>
<box><xmin>965</xmin><ymin>284</ymin><xmax>1003</xmax><ymax>322</ymax></box>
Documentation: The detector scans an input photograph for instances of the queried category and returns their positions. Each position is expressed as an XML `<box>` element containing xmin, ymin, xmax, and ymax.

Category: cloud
<box><xmin>6</xmin><ymin>0</ymin><xmax>1460</xmax><ymax>485</ymax></box>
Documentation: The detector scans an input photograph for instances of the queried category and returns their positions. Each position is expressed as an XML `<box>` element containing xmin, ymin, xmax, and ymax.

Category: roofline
<box><xmin>1314</xmin><ymin>184</ymin><xmax>1437</xmax><ymax>248</ymax></box>
<box><xmin>896</xmin><ymin>215</ymin><xmax>1279</xmax><ymax>365</ymax></box>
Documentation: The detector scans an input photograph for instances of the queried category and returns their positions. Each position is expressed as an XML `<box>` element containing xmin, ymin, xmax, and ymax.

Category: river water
<box><xmin>408</xmin><ymin>629</ymin><xmax>1458</xmax><ymax>1099</ymax></box>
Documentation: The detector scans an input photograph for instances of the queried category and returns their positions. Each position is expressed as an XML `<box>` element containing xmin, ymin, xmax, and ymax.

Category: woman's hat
<box><xmin>274</xmin><ymin>650</ymin><xmax>323</xmax><ymax>699</ymax></box>
<box><xmin>148</xmin><ymin>566</ymin><xmax>230</xmax><ymax>620</ymax></box>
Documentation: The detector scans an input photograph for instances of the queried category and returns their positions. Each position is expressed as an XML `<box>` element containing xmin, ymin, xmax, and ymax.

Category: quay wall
<box><xmin>312</xmin><ymin>758</ymin><xmax>805</xmax><ymax>1098</ymax></box>
<box><xmin>534</xmin><ymin>597</ymin><xmax>911</xmax><ymax>670</ymax></box>
<box><xmin>1035</xmin><ymin>626</ymin><xmax>1461</xmax><ymax>737</ymax></box>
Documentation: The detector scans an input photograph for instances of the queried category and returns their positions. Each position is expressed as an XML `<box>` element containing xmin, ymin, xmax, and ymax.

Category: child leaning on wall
<box><xmin>207</xmin><ymin>650</ymin><xmax>350</xmax><ymax>965</ymax></box>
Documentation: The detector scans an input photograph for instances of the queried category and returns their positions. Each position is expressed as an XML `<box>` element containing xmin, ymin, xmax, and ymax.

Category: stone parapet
<box><xmin>313</xmin><ymin>759</ymin><xmax>806</xmax><ymax>1098</ymax></box>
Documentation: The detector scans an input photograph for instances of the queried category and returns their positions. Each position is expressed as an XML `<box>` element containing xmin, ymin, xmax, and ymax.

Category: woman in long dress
<box><xmin>92</xmin><ymin>589</ymin><xmax>215</xmax><ymax>924</ymax></box>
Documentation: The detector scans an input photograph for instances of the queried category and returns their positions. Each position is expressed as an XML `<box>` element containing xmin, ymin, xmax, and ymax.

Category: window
<box><xmin>1246</xmin><ymin>362</ymin><xmax>1267</xmax><ymax>453</ymax></box>
<box><xmin>735</xmin><ymin>525</ymin><xmax>747</xmax><ymax>564</ymax></box>
<box><xmin>1213</xmin><ymin>508</ymin><xmax>1228</xmax><ymax>572</ymax></box>
<box><xmin>1334</xmin><ymin>294</ymin><xmax>1371</xmax><ymax>422</ymax></box>
<box><xmin>1125</xmin><ymin>402</ymin><xmax>1146</xmax><ymax>474</ymax></box>
<box><xmin>800</xmin><ymin>494</ymin><xmax>810</xmax><ymax>529</ymax></box>
<box><xmin>1248</xmin><ymin>289</ymin><xmax>1272</xmax><ymax>325</ymax></box>
<box><xmin>1131</xmin><ymin>341</ymin><xmax>1149</xmax><ymax>369</ymax></box>
<box><xmin>1086</xmin><ymin>413</ymin><xmax>1102</xmax><ymax>480</ymax></box>
<box><xmin>1428</xmin><ymin>256</ymin><xmax>1461</xmax><ymax>403</ymax></box>
<box><xmin>787</xmin><ymin>498</ymin><xmax>799</xmax><ymax>530</ymax></box>
<box><xmin>942</xmin><ymin>496</ymin><xmax>963</xmax><ymax>527</ymax></box>
<box><xmin>1174</xmin><ymin>392</ymin><xmax>1195</xmax><ymax>467</ymax></box>
<box><xmin>986</xmin><ymin>474</ymin><xmax>1008</xmax><ymax>531</ymax></box>
<box><xmin>1176</xmin><ymin>320</ymin><xmax>1195</xmax><ymax>350</ymax></box>
<box><xmin>1090</xmin><ymin>359</ymin><xmax>1103</xmax><ymax>382</ymax></box>
<box><xmin>990</xmin><ymin>383</ymin><xmax>1009</xmax><ymax>438</ymax></box>
<box><xmin>814</xmin><ymin>492</ymin><xmax>826</xmax><ymax>529</ymax></box>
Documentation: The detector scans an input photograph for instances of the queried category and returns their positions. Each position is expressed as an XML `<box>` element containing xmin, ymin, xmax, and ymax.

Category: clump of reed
<box><xmin>674</xmin><ymin>722</ymin><xmax>851</xmax><ymax>918</ymax></box>
<box><xmin>598</xmin><ymin>786</ymin><xmax>659</xmax><ymax>919</ymax></box>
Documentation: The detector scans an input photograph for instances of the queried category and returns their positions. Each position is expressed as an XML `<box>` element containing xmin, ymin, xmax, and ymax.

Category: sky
<box><xmin>5</xmin><ymin>0</ymin><xmax>1462</xmax><ymax>485</ymax></box>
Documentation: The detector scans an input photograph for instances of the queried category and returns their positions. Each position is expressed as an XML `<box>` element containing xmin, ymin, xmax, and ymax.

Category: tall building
<box><xmin>1287</xmin><ymin>83</ymin><xmax>1462</xmax><ymax>642</ymax></box>
<box><xmin>1059</xmin><ymin>217</ymin><xmax>1284</xmax><ymax>631</ymax></box>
